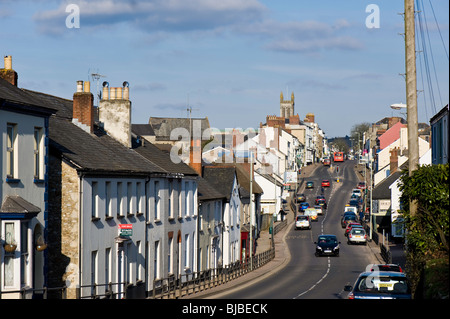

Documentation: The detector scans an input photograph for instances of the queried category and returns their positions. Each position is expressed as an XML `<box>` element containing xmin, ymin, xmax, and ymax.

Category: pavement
<box><xmin>182</xmin><ymin>162</ymin><xmax>406</xmax><ymax>299</ymax></box>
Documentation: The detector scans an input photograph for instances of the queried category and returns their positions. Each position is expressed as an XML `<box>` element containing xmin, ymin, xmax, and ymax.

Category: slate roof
<box><xmin>132</xmin><ymin>124</ymin><xmax>155</xmax><ymax>137</ymax></box>
<box><xmin>22</xmin><ymin>88</ymin><xmax>198</xmax><ymax>177</ymax></box>
<box><xmin>0</xmin><ymin>195</ymin><xmax>41</xmax><ymax>214</ymax></box>
<box><xmin>0</xmin><ymin>77</ymin><xmax>57</xmax><ymax>115</ymax></box>
<box><xmin>203</xmin><ymin>166</ymin><xmax>237</xmax><ymax>200</ymax></box>
<box><xmin>149</xmin><ymin>117</ymin><xmax>210</xmax><ymax>141</ymax></box>
<box><xmin>197</xmin><ymin>178</ymin><xmax>227</xmax><ymax>201</ymax></box>
<box><xmin>372</xmin><ymin>162</ymin><xmax>407</xmax><ymax>200</ymax></box>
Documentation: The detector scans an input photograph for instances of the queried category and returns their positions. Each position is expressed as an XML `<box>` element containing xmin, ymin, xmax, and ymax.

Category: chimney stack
<box><xmin>189</xmin><ymin>138</ymin><xmax>202</xmax><ymax>176</ymax></box>
<box><xmin>1</xmin><ymin>56</ymin><xmax>18</xmax><ymax>86</ymax></box>
<box><xmin>98</xmin><ymin>81</ymin><xmax>132</xmax><ymax>148</ymax></box>
<box><xmin>72</xmin><ymin>80</ymin><xmax>94</xmax><ymax>133</ymax></box>
<box><xmin>389</xmin><ymin>147</ymin><xmax>399</xmax><ymax>175</ymax></box>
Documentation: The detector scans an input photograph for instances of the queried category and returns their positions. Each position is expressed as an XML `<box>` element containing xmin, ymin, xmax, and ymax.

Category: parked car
<box><xmin>348</xmin><ymin>199</ymin><xmax>360</xmax><ymax>211</ymax></box>
<box><xmin>351</xmin><ymin>188</ymin><xmax>362</xmax><ymax>197</ymax></box>
<box><xmin>341</xmin><ymin>214</ymin><xmax>358</xmax><ymax>228</ymax></box>
<box><xmin>304</xmin><ymin>208</ymin><xmax>318</xmax><ymax>222</ymax></box>
<box><xmin>321</xmin><ymin>180</ymin><xmax>330</xmax><ymax>187</ymax></box>
<box><xmin>357</xmin><ymin>182</ymin><xmax>366</xmax><ymax>190</ymax></box>
<box><xmin>306</xmin><ymin>181</ymin><xmax>314</xmax><ymax>189</ymax></box>
<box><xmin>344</xmin><ymin>205</ymin><xmax>358</xmax><ymax>215</ymax></box>
<box><xmin>295</xmin><ymin>215</ymin><xmax>311</xmax><ymax>230</ymax></box>
<box><xmin>347</xmin><ymin>228</ymin><xmax>367</xmax><ymax>245</ymax></box>
<box><xmin>367</xmin><ymin>264</ymin><xmax>403</xmax><ymax>273</ymax></box>
<box><xmin>297</xmin><ymin>193</ymin><xmax>306</xmax><ymax>202</ymax></box>
<box><xmin>314</xmin><ymin>205</ymin><xmax>323</xmax><ymax>215</ymax></box>
<box><xmin>345</xmin><ymin>222</ymin><xmax>363</xmax><ymax>237</ymax></box>
<box><xmin>344</xmin><ymin>271</ymin><xmax>411</xmax><ymax>299</ymax></box>
<box><xmin>299</xmin><ymin>202</ymin><xmax>310</xmax><ymax>212</ymax></box>
<box><xmin>315</xmin><ymin>234</ymin><xmax>340</xmax><ymax>257</ymax></box>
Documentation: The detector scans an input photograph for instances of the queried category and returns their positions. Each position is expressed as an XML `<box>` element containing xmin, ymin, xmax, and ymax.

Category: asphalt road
<box><xmin>216</xmin><ymin>160</ymin><xmax>378</xmax><ymax>299</ymax></box>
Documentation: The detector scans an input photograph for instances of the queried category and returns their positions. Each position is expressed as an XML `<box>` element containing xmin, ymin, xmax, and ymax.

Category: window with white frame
<box><xmin>117</xmin><ymin>182</ymin><xmax>123</xmax><ymax>217</ymax></box>
<box><xmin>184</xmin><ymin>234</ymin><xmax>189</xmax><ymax>269</ymax></box>
<box><xmin>92</xmin><ymin>182</ymin><xmax>99</xmax><ymax>219</ymax></box>
<box><xmin>136</xmin><ymin>182</ymin><xmax>143</xmax><ymax>215</ymax></box>
<box><xmin>154</xmin><ymin>241</ymin><xmax>160</xmax><ymax>279</ymax></box>
<box><xmin>127</xmin><ymin>182</ymin><xmax>132</xmax><ymax>215</ymax></box>
<box><xmin>105</xmin><ymin>182</ymin><xmax>112</xmax><ymax>218</ymax></box>
<box><xmin>154</xmin><ymin>181</ymin><xmax>160</xmax><ymax>221</ymax></box>
<box><xmin>33</xmin><ymin>127</ymin><xmax>44</xmax><ymax>180</ymax></box>
<box><xmin>184</xmin><ymin>181</ymin><xmax>189</xmax><ymax>217</ymax></box>
<box><xmin>105</xmin><ymin>247</ymin><xmax>111</xmax><ymax>285</ymax></box>
<box><xmin>6</xmin><ymin>123</ymin><xmax>17</xmax><ymax>179</ymax></box>
<box><xmin>168</xmin><ymin>236</ymin><xmax>173</xmax><ymax>274</ymax></box>
<box><xmin>168</xmin><ymin>180</ymin><xmax>173</xmax><ymax>219</ymax></box>
<box><xmin>91</xmin><ymin>250</ymin><xmax>98</xmax><ymax>296</ymax></box>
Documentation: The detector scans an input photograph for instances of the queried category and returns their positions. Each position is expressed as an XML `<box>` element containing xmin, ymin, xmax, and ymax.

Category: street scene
<box><xmin>0</xmin><ymin>0</ymin><xmax>448</xmax><ymax>308</ymax></box>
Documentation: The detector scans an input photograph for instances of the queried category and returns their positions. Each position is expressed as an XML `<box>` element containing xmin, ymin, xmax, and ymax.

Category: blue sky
<box><xmin>1</xmin><ymin>0</ymin><xmax>448</xmax><ymax>138</ymax></box>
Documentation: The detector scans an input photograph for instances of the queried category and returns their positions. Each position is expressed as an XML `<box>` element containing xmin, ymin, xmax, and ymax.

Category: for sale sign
<box><xmin>119</xmin><ymin>224</ymin><xmax>132</xmax><ymax>237</ymax></box>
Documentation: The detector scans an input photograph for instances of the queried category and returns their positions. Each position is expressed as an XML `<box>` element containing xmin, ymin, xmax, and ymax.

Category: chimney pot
<box><xmin>84</xmin><ymin>81</ymin><xmax>90</xmax><ymax>93</ymax></box>
<box><xmin>1</xmin><ymin>55</ymin><xmax>18</xmax><ymax>86</ymax></box>
<box><xmin>76</xmin><ymin>80</ymin><xmax>84</xmax><ymax>92</ymax></box>
<box><xmin>4</xmin><ymin>56</ymin><xmax>12</xmax><ymax>70</ymax></box>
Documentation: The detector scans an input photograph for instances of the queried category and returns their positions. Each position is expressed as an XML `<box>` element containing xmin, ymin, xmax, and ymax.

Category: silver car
<box><xmin>347</xmin><ymin>228</ymin><xmax>367</xmax><ymax>245</ymax></box>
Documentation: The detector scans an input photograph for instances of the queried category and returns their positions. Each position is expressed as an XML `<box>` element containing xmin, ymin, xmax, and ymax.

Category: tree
<box><xmin>398</xmin><ymin>163</ymin><xmax>449</xmax><ymax>296</ymax></box>
<box><xmin>350</xmin><ymin>122</ymin><xmax>370</xmax><ymax>153</ymax></box>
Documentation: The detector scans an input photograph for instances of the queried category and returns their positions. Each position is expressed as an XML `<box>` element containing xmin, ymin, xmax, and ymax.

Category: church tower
<box><xmin>280</xmin><ymin>91</ymin><xmax>294</xmax><ymax>119</ymax></box>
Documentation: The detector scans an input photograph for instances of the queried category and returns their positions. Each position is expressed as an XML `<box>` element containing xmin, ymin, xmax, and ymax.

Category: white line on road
<box><xmin>293</xmin><ymin>257</ymin><xmax>331</xmax><ymax>299</ymax></box>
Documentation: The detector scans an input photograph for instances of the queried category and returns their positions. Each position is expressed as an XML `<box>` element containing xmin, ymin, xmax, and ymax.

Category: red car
<box><xmin>357</xmin><ymin>182</ymin><xmax>366</xmax><ymax>190</ymax></box>
<box><xmin>321</xmin><ymin>180</ymin><xmax>330</xmax><ymax>187</ymax></box>
<box><xmin>345</xmin><ymin>223</ymin><xmax>363</xmax><ymax>237</ymax></box>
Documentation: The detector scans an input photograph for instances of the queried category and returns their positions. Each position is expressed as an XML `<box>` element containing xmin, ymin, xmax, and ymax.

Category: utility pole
<box><xmin>249</xmin><ymin>151</ymin><xmax>254</xmax><ymax>271</ymax></box>
<box><xmin>404</xmin><ymin>0</ymin><xmax>420</xmax><ymax>216</ymax></box>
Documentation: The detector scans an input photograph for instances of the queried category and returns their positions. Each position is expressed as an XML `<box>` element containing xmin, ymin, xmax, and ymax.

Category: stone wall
<box><xmin>48</xmin><ymin>154</ymin><xmax>80</xmax><ymax>299</ymax></box>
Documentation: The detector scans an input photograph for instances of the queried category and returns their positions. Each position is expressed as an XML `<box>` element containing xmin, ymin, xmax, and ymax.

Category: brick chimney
<box><xmin>0</xmin><ymin>56</ymin><xmax>18</xmax><ymax>86</ymax></box>
<box><xmin>98</xmin><ymin>81</ymin><xmax>132</xmax><ymax>148</ymax></box>
<box><xmin>389</xmin><ymin>147</ymin><xmax>399</xmax><ymax>175</ymax></box>
<box><xmin>189</xmin><ymin>138</ymin><xmax>202</xmax><ymax>176</ymax></box>
<box><xmin>72</xmin><ymin>80</ymin><xmax>94</xmax><ymax>133</ymax></box>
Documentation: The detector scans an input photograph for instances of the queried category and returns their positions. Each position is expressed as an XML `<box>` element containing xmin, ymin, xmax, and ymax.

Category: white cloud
<box><xmin>33</xmin><ymin>0</ymin><xmax>266</xmax><ymax>34</ymax></box>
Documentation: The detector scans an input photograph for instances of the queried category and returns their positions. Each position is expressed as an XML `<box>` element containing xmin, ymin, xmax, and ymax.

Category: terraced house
<box><xmin>0</xmin><ymin>57</ymin><xmax>56</xmax><ymax>299</ymax></box>
<box><xmin>19</xmin><ymin>76</ymin><xmax>199</xmax><ymax>298</ymax></box>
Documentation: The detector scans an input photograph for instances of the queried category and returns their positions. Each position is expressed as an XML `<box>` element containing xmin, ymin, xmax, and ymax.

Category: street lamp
<box><xmin>390</xmin><ymin>103</ymin><xmax>407</xmax><ymax>110</ymax></box>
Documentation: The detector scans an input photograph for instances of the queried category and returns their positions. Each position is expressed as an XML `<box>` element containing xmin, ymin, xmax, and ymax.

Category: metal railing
<box><xmin>151</xmin><ymin>247</ymin><xmax>275</xmax><ymax>299</ymax></box>
<box><xmin>0</xmin><ymin>286</ymin><xmax>67</xmax><ymax>299</ymax></box>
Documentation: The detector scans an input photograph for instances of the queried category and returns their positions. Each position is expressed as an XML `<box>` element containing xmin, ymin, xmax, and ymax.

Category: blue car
<box><xmin>298</xmin><ymin>202</ymin><xmax>310</xmax><ymax>212</ymax></box>
<box><xmin>344</xmin><ymin>271</ymin><xmax>411</xmax><ymax>299</ymax></box>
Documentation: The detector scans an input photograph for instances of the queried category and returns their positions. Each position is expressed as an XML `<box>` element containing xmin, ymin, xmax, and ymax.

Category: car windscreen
<box><xmin>351</xmin><ymin>229</ymin><xmax>365</xmax><ymax>235</ymax></box>
<box><xmin>356</xmin><ymin>275</ymin><xmax>410</xmax><ymax>295</ymax></box>
<box><xmin>318</xmin><ymin>236</ymin><xmax>337</xmax><ymax>244</ymax></box>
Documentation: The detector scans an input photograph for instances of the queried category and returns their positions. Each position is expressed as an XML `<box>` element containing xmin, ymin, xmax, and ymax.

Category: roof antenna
<box><xmin>89</xmin><ymin>70</ymin><xmax>106</xmax><ymax>106</ymax></box>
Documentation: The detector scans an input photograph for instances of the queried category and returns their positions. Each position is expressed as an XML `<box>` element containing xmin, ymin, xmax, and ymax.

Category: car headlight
<box><xmin>334</xmin><ymin>245</ymin><xmax>340</xmax><ymax>250</ymax></box>
<box><xmin>317</xmin><ymin>246</ymin><xmax>322</xmax><ymax>250</ymax></box>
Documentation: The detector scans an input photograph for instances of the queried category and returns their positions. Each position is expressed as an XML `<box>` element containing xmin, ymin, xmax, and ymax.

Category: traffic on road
<box><xmin>213</xmin><ymin>160</ymin><xmax>410</xmax><ymax>299</ymax></box>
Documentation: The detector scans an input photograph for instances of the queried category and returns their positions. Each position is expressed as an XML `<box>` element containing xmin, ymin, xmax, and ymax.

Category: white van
<box><xmin>344</xmin><ymin>205</ymin><xmax>358</xmax><ymax>215</ymax></box>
